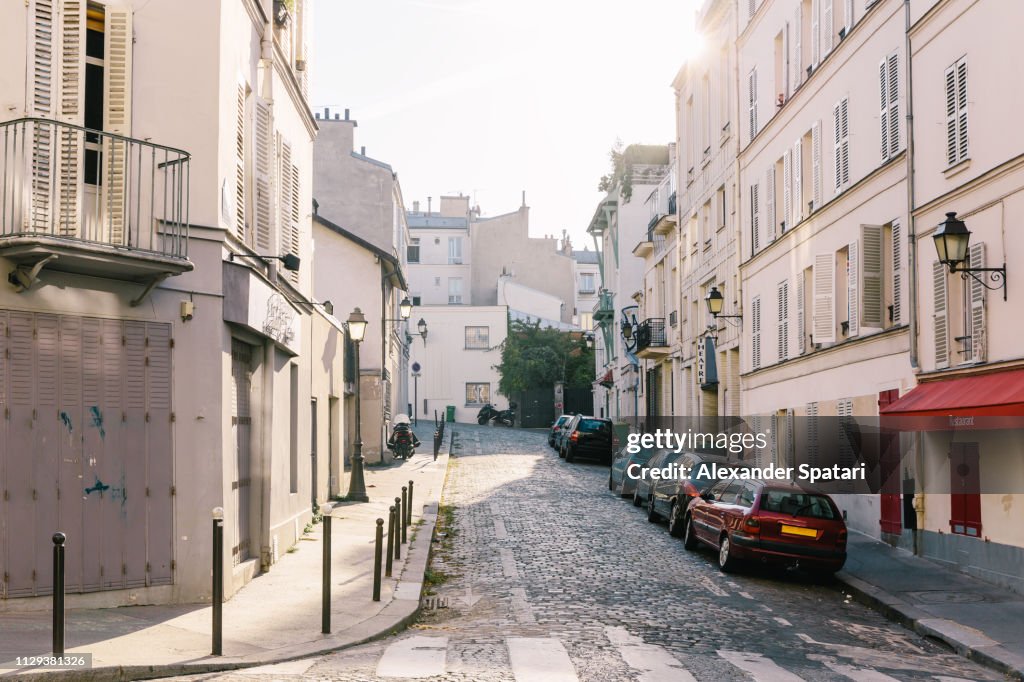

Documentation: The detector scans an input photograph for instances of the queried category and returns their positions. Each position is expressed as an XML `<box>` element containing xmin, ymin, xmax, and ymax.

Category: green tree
<box><xmin>495</xmin><ymin>319</ymin><xmax>595</xmax><ymax>397</ymax></box>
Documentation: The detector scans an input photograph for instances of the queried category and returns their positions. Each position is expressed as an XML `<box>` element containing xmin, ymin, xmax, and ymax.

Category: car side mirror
<box><xmin>701</xmin><ymin>492</ymin><xmax>715</xmax><ymax>502</ymax></box>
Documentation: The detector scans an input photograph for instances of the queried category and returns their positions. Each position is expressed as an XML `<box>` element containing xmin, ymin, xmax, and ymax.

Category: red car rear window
<box><xmin>760</xmin><ymin>490</ymin><xmax>838</xmax><ymax>520</ymax></box>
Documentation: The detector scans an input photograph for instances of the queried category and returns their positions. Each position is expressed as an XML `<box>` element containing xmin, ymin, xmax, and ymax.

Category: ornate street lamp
<box><xmin>933</xmin><ymin>212</ymin><xmax>1007</xmax><ymax>300</ymax></box>
<box><xmin>399</xmin><ymin>296</ymin><xmax>413</xmax><ymax>320</ymax></box>
<box><xmin>584</xmin><ymin>332</ymin><xmax>594</xmax><ymax>349</ymax></box>
<box><xmin>345</xmin><ymin>307</ymin><xmax>369</xmax><ymax>503</ymax></box>
<box><xmin>417</xmin><ymin>318</ymin><xmax>428</xmax><ymax>342</ymax></box>
<box><xmin>704</xmin><ymin>286</ymin><xmax>743</xmax><ymax>324</ymax></box>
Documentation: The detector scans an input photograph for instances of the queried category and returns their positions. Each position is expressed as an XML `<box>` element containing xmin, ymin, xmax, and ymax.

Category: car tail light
<box><xmin>743</xmin><ymin>516</ymin><xmax>761</xmax><ymax>534</ymax></box>
<box><xmin>837</xmin><ymin>529</ymin><xmax>847</xmax><ymax>546</ymax></box>
<box><xmin>570</xmin><ymin>431</ymin><xmax>579</xmax><ymax>442</ymax></box>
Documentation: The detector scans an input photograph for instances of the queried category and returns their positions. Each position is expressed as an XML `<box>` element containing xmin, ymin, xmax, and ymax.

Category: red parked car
<box><xmin>682</xmin><ymin>478</ymin><xmax>847</xmax><ymax>576</ymax></box>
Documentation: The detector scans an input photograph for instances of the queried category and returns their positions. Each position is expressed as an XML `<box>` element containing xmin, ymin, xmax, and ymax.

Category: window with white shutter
<box><xmin>933</xmin><ymin>261</ymin><xmax>949</xmax><ymax>369</ymax></box>
<box><xmin>797</xmin><ymin>269</ymin><xmax>809</xmax><ymax>354</ymax></box>
<box><xmin>254</xmin><ymin>98</ymin><xmax>274</xmax><ymax>251</ymax></box>
<box><xmin>752</xmin><ymin>296</ymin><xmax>762</xmax><ymax>369</ymax></box>
<box><xmin>101</xmin><ymin>4</ymin><xmax>132</xmax><ymax>245</ymax></box>
<box><xmin>891</xmin><ymin>218</ymin><xmax>903</xmax><ymax>325</ymax></box>
<box><xmin>287</xmin><ymin>161</ymin><xmax>300</xmax><ymax>285</ymax></box>
<box><xmin>945</xmin><ymin>57</ymin><xmax>968</xmax><ymax>166</ymax></box>
<box><xmin>792</xmin><ymin>139</ymin><xmax>803</xmax><ymax>225</ymax></box>
<box><xmin>58</xmin><ymin>1</ymin><xmax>85</xmax><ymax>236</ymax></box>
<box><xmin>822</xmin><ymin>0</ymin><xmax>834</xmax><ymax>55</ymax></box>
<box><xmin>860</xmin><ymin>225</ymin><xmax>883</xmax><ymax>330</ymax></box>
<box><xmin>793</xmin><ymin>5</ymin><xmax>803</xmax><ymax>90</ymax></box>
<box><xmin>783</xmin><ymin>149</ymin><xmax>792</xmax><ymax>231</ymax></box>
<box><xmin>812</xmin><ymin>121</ymin><xmax>822</xmax><ymax>209</ymax></box>
<box><xmin>968</xmin><ymin>242</ymin><xmax>986</xmax><ymax>362</ymax></box>
<box><xmin>749</xmin><ymin>68</ymin><xmax>758</xmax><ymax>139</ymax></box>
<box><xmin>811</xmin><ymin>0</ymin><xmax>820</xmax><ymax>67</ymax></box>
<box><xmin>280</xmin><ymin>139</ymin><xmax>300</xmax><ymax>284</ymax></box>
<box><xmin>845</xmin><ymin>0</ymin><xmax>854</xmax><ymax>32</ymax></box>
<box><xmin>751</xmin><ymin>182</ymin><xmax>761</xmax><ymax>254</ymax></box>
<box><xmin>778</xmin><ymin>280</ymin><xmax>789</xmax><ymax>361</ymax></box>
<box><xmin>880</xmin><ymin>52</ymin><xmax>900</xmax><ymax>161</ymax></box>
<box><xmin>235</xmin><ymin>84</ymin><xmax>247</xmax><ymax>241</ymax></box>
<box><xmin>813</xmin><ymin>252</ymin><xmax>836</xmax><ymax>343</ymax></box>
<box><xmin>765</xmin><ymin>167</ymin><xmax>775</xmax><ymax>245</ymax></box>
<box><xmin>847</xmin><ymin>241</ymin><xmax>859</xmax><ymax>337</ymax></box>
<box><xmin>833</xmin><ymin>97</ymin><xmax>850</xmax><ymax>191</ymax></box>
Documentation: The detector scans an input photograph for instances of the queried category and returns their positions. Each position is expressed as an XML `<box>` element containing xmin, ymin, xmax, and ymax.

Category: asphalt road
<box><xmin>177</xmin><ymin>424</ymin><xmax>999</xmax><ymax>681</ymax></box>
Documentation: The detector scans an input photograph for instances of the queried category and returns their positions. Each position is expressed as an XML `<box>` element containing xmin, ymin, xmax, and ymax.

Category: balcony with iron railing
<box><xmin>593</xmin><ymin>289</ymin><xmax>615</xmax><ymax>322</ymax></box>
<box><xmin>0</xmin><ymin>118</ymin><xmax>192</xmax><ymax>297</ymax></box>
<box><xmin>634</xmin><ymin>317</ymin><xmax>669</xmax><ymax>358</ymax></box>
<box><xmin>645</xmin><ymin>173</ymin><xmax>678</xmax><ymax>238</ymax></box>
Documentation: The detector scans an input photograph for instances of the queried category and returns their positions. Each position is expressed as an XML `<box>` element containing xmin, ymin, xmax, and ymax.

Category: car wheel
<box><xmin>565</xmin><ymin>446</ymin><xmax>576</xmax><ymax>463</ymax></box>
<box><xmin>718</xmin><ymin>534</ymin><xmax>739</xmax><ymax>573</ymax></box>
<box><xmin>682</xmin><ymin>514</ymin><xmax>698</xmax><ymax>549</ymax></box>
<box><xmin>632</xmin><ymin>489</ymin><xmax>642</xmax><ymax>507</ymax></box>
<box><xmin>646</xmin><ymin>495</ymin><xmax>659</xmax><ymax>523</ymax></box>
<box><xmin>668</xmin><ymin>502</ymin><xmax>684</xmax><ymax>538</ymax></box>
<box><xmin>477</xmin><ymin>416</ymin><xmax>488</xmax><ymax>425</ymax></box>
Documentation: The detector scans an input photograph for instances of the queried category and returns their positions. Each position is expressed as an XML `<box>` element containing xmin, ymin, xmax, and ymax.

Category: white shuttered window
<box><xmin>813</xmin><ymin>252</ymin><xmax>836</xmax><ymax>344</ymax></box>
<box><xmin>879</xmin><ymin>52</ymin><xmax>900</xmax><ymax>161</ymax></box>
<box><xmin>945</xmin><ymin>57</ymin><xmax>968</xmax><ymax>166</ymax></box>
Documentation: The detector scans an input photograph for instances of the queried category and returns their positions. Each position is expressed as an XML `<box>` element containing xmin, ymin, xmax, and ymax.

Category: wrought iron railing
<box><xmin>594</xmin><ymin>289</ymin><xmax>615</xmax><ymax>320</ymax></box>
<box><xmin>0</xmin><ymin>118</ymin><xmax>190</xmax><ymax>259</ymax></box>
<box><xmin>635</xmin><ymin>318</ymin><xmax>667</xmax><ymax>352</ymax></box>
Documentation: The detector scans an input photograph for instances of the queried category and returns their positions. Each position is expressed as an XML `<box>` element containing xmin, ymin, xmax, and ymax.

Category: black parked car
<box><xmin>563</xmin><ymin>416</ymin><xmax>613</xmax><ymax>464</ymax></box>
<box><xmin>556</xmin><ymin>415</ymin><xmax>582</xmax><ymax>458</ymax></box>
<box><xmin>633</xmin><ymin>449</ymin><xmax>689</xmax><ymax>509</ymax></box>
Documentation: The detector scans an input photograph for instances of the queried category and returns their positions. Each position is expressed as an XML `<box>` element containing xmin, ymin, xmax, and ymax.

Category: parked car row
<box><xmin>549</xmin><ymin>414</ymin><xmax>614</xmax><ymax>464</ymax></box>
<box><xmin>604</xmin><ymin>444</ymin><xmax>848</xmax><ymax>578</ymax></box>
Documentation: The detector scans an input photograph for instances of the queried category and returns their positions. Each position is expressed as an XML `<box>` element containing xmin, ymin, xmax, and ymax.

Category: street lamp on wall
<box><xmin>417</xmin><ymin>318</ymin><xmax>428</xmax><ymax>343</ymax></box>
<box><xmin>705</xmin><ymin>286</ymin><xmax>743</xmax><ymax>326</ymax></box>
<box><xmin>345</xmin><ymin>307</ymin><xmax>369</xmax><ymax>503</ymax></box>
<box><xmin>399</xmin><ymin>296</ymin><xmax>413</xmax><ymax>320</ymax></box>
<box><xmin>932</xmin><ymin>212</ymin><xmax>1007</xmax><ymax>301</ymax></box>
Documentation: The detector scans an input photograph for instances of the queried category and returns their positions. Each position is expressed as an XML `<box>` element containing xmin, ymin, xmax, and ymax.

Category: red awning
<box><xmin>880</xmin><ymin>368</ymin><xmax>1024</xmax><ymax>417</ymax></box>
<box><xmin>595</xmin><ymin>369</ymin><xmax>613</xmax><ymax>387</ymax></box>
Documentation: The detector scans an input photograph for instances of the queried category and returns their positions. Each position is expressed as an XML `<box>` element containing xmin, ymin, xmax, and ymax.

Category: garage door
<box><xmin>0</xmin><ymin>311</ymin><xmax>173</xmax><ymax>598</ymax></box>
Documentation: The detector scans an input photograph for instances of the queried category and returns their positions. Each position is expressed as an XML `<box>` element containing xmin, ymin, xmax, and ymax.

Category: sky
<box><xmin>312</xmin><ymin>0</ymin><xmax>701</xmax><ymax>247</ymax></box>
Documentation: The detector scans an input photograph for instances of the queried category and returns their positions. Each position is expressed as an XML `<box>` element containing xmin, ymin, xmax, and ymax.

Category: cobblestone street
<box><xmin>180</xmin><ymin>424</ymin><xmax>1000</xmax><ymax>681</ymax></box>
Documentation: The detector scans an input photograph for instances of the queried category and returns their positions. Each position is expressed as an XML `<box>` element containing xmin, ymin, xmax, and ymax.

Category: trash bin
<box><xmin>446</xmin><ymin>405</ymin><xmax>456</xmax><ymax>422</ymax></box>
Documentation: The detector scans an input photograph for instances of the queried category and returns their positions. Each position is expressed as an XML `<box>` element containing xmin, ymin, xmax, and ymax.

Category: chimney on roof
<box><xmin>315</xmin><ymin>111</ymin><xmax>321</xmax><ymax>119</ymax></box>
<box><xmin>334</xmin><ymin>113</ymin><xmax>339</xmax><ymax>120</ymax></box>
<box><xmin>361</xmin><ymin>146</ymin><xmax>366</xmax><ymax>155</ymax></box>
<box><xmin>521</xmin><ymin>190</ymin><xmax>526</xmax><ymax>207</ymax></box>
<box><xmin>345</xmin><ymin>109</ymin><xmax>350</xmax><ymax>120</ymax></box>
<box><xmin>413</xmin><ymin>200</ymin><xmax>420</xmax><ymax>212</ymax></box>
<box><xmin>428</xmin><ymin>197</ymin><xmax>432</xmax><ymax>214</ymax></box>
<box><xmin>324</xmin><ymin>107</ymin><xmax>330</xmax><ymax>119</ymax></box>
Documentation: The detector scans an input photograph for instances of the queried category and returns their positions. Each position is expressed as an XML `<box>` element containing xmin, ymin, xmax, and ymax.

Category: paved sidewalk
<box><xmin>838</xmin><ymin>531</ymin><xmax>1024</xmax><ymax>679</ymax></box>
<box><xmin>0</xmin><ymin>432</ymin><xmax>453</xmax><ymax>681</ymax></box>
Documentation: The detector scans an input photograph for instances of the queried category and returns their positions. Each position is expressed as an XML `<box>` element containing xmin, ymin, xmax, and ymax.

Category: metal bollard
<box><xmin>322</xmin><ymin>505</ymin><xmax>333</xmax><ymax>634</ymax></box>
<box><xmin>372</xmin><ymin>518</ymin><xmax>384</xmax><ymax>602</ymax></box>
<box><xmin>212</xmin><ymin>507</ymin><xmax>224</xmax><ymax>656</ymax></box>
<box><xmin>52</xmin><ymin>532</ymin><xmax>66</xmax><ymax>656</ymax></box>
<box><xmin>401</xmin><ymin>486</ymin><xmax>408</xmax><ymax>544</ymax></box>
<box><xmin>407</xmin><ymin>480</ymin><xmax>415</xmax><ymax>526</ymax></box>
<box><xmin>394</xmin><ymin>497</ymin><xmax>402</xmax><ymax>560</ymax></box>
<box><xmin>386</xmin><ymin>506</ymin><xmax>395</xmax><ymax>577</ymax></box>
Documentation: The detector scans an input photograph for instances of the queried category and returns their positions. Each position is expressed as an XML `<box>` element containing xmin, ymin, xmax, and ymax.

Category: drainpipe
<box><xmin>904</xmin><ymin>0</ymin><xmax>925</xmax><ymax>555</ymax></box>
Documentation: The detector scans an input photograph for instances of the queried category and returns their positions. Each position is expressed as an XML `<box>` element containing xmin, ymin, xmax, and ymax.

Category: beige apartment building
<box><xmin>0</xmin><ymin>0</ymin><xmax>343</xmax><ymax>606</ymax></box>
<box><xmin>737</xmin><ymin>0</ymin><xmax>914</xmax><ymax>537</ymax></box>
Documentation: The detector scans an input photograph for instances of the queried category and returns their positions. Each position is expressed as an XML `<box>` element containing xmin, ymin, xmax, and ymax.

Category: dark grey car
<box><xmin>609</xmin><ymin>445</ymin><xmax>660</xmax><ymax>498</ymax></box>
<box><xmin>647</xmin><ymin>452</ymin><xmax>739</xmax><ymax>530</ymax></box>
<box><xmin>632</xmin><ymin>449</ymin><xmax>688</xmax><ymax>509</ymax></box>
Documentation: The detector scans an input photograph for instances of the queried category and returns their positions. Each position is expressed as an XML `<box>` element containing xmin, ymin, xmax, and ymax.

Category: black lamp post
<box><xmin>933</xmin><ymin>211</ymin><xmax>1007</xmax><ymax>300</ymax></box>
<box><xmin>346</xmin><ymin>307</ymin><xmax>369</xmax><ymax>503</ymax></box>
<box><xmin>705</xmin><ymin>286</ymin><xmax>743</xmax><ymax>324</ymax></box>
<box><xmin>584</xmin><ymin>333</ymin><xmax>594</xmax><ymax>349</ymax></box>
<box><xmin>399</xmin><ymin>297</ymin><xmax>413</xmax><ymax>320</ymax></box>
<box><xmin>417</xmin><ymin>318</ymin><xmax>428</xmax><ymax>343</ymax></box>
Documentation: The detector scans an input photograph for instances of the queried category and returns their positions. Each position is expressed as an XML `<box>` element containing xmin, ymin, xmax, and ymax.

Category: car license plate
<box><xmin>780</xmin><ymin>524</ymin><xmax>817</xmax><ymax>538</ymax></box>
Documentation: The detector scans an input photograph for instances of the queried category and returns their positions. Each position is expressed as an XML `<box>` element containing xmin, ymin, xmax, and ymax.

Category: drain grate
<box><xmin>421</xmin><ymin>595</ymin><xmax>449</xmax><ymax>610</ymax></box>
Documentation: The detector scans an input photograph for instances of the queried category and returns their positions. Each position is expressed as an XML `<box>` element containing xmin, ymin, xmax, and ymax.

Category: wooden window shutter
<box><xmin>891</xmin><ymin>218</ymin><xmax>903</xmax><ymax>324</ymax></box>
<box><xmin>812</xmin><ymin>121</ymin><xmax>822</xmax><ymax>209</ymax></box>
<box><xmin>792</xmin><ymin>139</ymin><xmax>802</xmax><ymax>225</ymax></box>
<box><xmin>30</xmin><ymin>0</ymin><xmax>57</xmax><ymax>232</ymax></box>
<box><xmin>944</xmin><ymin>59</ymin><xmax>967</xmax><ymax>167</ymax></box>
<box><xmin>749</xmin><ymin>68</ymin><xmax>758</xmax><ymax>139</ymax></box>
<box><xmin>58</xmin><ymin>0</ymin><xmax>86</xmax><ymax>237</ymax></box>
<box><xmin>969</xmin><ymin>242</ymin><xmax>986</xmax><ymax>362</ymax></box>
<box><xmin>765</xmin><ymin>167</ymin><xmax>775</xmax><ymax>245</ymax></box>
<box><xmin>793</xmin><ymin>5</ymin><xmax>802</xmax><ymax>90</ymax></box>
<box><xmin>887</xmin><ymin>53</ymin><xmax>899</xmax><ymax>158</ymax></box>
<box><xmin>751</xmin><ymin>182</ymin><xmax>760</xmax><ymax>253</ymax></box>
<box><xmin>845</xmin><ymin>0</ymin><xmax>854</xmax><ymax>31</ymax></box>
<box><xmin>288</xmin><ymin>160</ymin><xmax>301</xmax><ymax>285</ymax></box>
<box><xmin>813</xmin><ymin>252</ymin><xmax>835</xmax><ymax>343</ymax></box>
<box><xmin>822</xmin><ymin>0</ymin><xmax>834</xmax><ymax>55</ymax></box>
<box><xmin>811</xmin><ymin>0</ymin><xmax>820</xmax><ymax>67</ymax></box>
<box><xmin>933</xmin><ymin>260</ymin><xmax>949</xmax><ymax>369</ymax></box>
<box><xmin>777</xmin><ymin>280</ymin><xmax>789</xmax><ymax>361</ymax></box>
<box><xmin>860</xmin><ymin>225</ymin><xmax>883</xmax><ymax>329</ymax></box>
<box><xmin>748</xmin><ymin>0</ymin><xmax>756</xmax><ymax>22</ymax></box>
<box><xmin>783</xmin><ymin>149</ymin><xmax>792</xmax><ymax>231</ymax></box>
<box><xmin>956</xmin><ymin>59</ymin><xmax>968</xmax><ymax>163</ymax></box>
<box><xmin>944</xmin><ymin>64</ymin><xmax>957</xmax><ymax>165</ymax></box>
<box><xmin>847</xmin><ymin>240</ymin><xmax>859</xmax><ymax>337</ymax></box>
<box><xmin>833</xmin><ymin>102</ymin><xmax>842</xmax><ymax>191</ymax></box>
<box><xmin>235</xmin><ymin>84</ymin><xmax>247</xmax><ymax>242</ymax></box>
<box><xmin>101</xmin><ymin>5</ymin><xmax>132</xmax><ymax>246</ymax></box>
<box><xmin>796</xmin><ymin>274</ymin><xmax>806</xmax><ymax>354</ymax></box>
<box><xmin>834</xmin><ymin>98</ymin><xmax>850</xmax><ymax>190</ymax></box>
<box><xmin>254</xmin><ymin>98</ymin><xmax>274</xmax><ymax>251</ymax></box>
<box><xmin>879</xmin><ymin>58</ymin><xmax>889</xmax><ymax>160</ymax></box>
<box><xmin>279</xmin><ymin>139</ymin><xmax>300</xmax><ymax>285</ymax></box>
<box><xmin>752</xmin><ymin>296</ymin><xmax>762</xmax><ymax>369</ymax></box>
